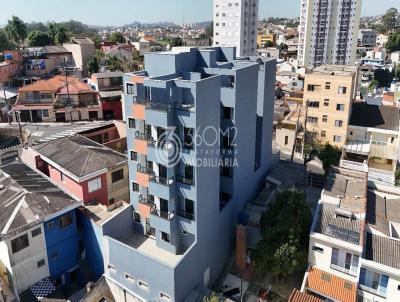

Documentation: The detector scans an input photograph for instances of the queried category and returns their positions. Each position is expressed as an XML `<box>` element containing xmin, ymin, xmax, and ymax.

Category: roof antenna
<box><xmin>384</xmin><ymin>196</ymin><xmax>387</xmax><ymax>219</ymax></box>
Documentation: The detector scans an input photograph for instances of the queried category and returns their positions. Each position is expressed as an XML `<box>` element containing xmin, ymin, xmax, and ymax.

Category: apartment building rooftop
<box><xmin>308</xmin><ymin>65</ymin><xmax>358</xmax><ymax>77</ymax></box>
<box><xmin>288</xmin><ymin>289</ymin><xmax>323</xmax><ymax>302</ymax></box>
<box><xmin>306</xmin><ymin>267</ymin><xmax>357</xmax><ymax>302</ymax></box>
<box><xmin>70</xmin><ymin>37</ymin><xmax>95</xmax><ymax>45</ymax></box>
<box><xmin>41</xmin><ymin>45</ymin><xmax>71</xmax><ymax>54</ymax></box>
<box><xmin>33</xmin><ymin>135</ymin><xmax>127</xmax><ymax>179</ymax></box>
<box><xmin>0</xmin><ymin>161</ymin><xmax>79</xmax><ymax>238</ymax></box>
<box><xmin>366</xmin><ymin>191</ymin><xmax>400</xmax><ymax>236</ymax></box>
<box><xmin>365</xmin><ymin>233</ymin><xmax>400</xmax><ymax>270</ymax></box>
<box><xmin>349</xmin><ymin>103</ymin><xmax>400</xmax><ymax>131</ymax></box>
<box><xmin>79</xmin><ymin>201</ymin><xmax>131</xmax><ymax>227</ymax></box>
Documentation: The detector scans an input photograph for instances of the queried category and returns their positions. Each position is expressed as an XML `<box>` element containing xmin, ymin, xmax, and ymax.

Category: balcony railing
<box><xmin>135</xmin><ymin>132</ymin><xmax>152</xmax><ymax>141</ymax></box>
<box><xmin>330</xmin><ymin>263</ymin><xmax>357</xmax><ymax>277</ymax></box>
<box><xmin>176</xmin><ymin>176</ymin><xmax>194</xmax><ymax>186</ymax></box>
<box><xmin>176</xmin><ymin>209</ymin><xmax>195</xmax><ymax>221</ymax></box>
<box><xmin>146</xmin><ymin>102</ymin><xmax>173</xmax><ymax>112</ymax></box>
<box><xmin>138</xmin><ymin>195</ymin><xmax>154</xmax><ymax>206</ymax></box>
<box><xmin>150</xmin><ymin>175</ymin><xmax>174</xmax><ymax>186</ymax></box>
<box><xmin>151</xmin><ymin>208</ymin><xmax>175</xmax><ymax>220</ymax></box>
<box><xmin>137</xmin><ymin>164</ymin><xmax>154</xmax><ymax>175</ymax></box>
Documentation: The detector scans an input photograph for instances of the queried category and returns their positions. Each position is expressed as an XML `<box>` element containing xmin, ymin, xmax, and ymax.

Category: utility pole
<box><xmin>1</xmin><ymin>82</ymin><xmax>10</xmax><ymax>124</ymax></box>
<box><xmin>291</xmin><ymin>103</ymin><xmax>302</xmax><ymax>163</ymax></box>
<box><xmin>64</xmin><ymin>58</ymin><xmax>73</xmax><ymax>124</ymax></box>
<box><xmin>15</xmin><ymin>111</ymin><xmax>23</xmax><ymax>146</ymax></box>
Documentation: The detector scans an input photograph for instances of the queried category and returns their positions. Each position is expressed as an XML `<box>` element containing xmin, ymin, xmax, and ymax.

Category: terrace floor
<box><xmin>121</xmin><ymin>232</ymin><xmax>183</xmax><ymax>267</ymax></box>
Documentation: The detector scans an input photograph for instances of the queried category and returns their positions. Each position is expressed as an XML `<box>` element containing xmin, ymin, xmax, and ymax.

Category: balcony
<box><xmin>176</xmin><ymin>176</ymin><xmax>194</xmax><ymax>186</ymax></box>
<box><xmin>330</xmin><ymin>263</ymin><xmax>358</xmax><ymax>277</ymax></box>
<box><xmin>149</xmin><ymin>176</ymin><xmax>175</xmax><ymax>200</ymax></box>
<box><xmin>370</xmin><ymin>141</ymin><xmax>397</xmax><ymax>160</ymax></box>
<box><xmin>176</xmin><ymin>209</ymin><xmax>194</xmax><ymax>221</ymax></box>
<box><xmin>340</xmin><ymin>159</ymin><xmax>368</xmax><ymax>173</ymax></box>
<box><xmin>145</xmin><ymin>102</ymin><xmax>174</xmax><ymax>127</ymax></box>
<box><xmin>134</xmin><ymin>132</ymin><xmax>151</xmax><ymax>155</ymax></box>
<box><xmin>344</xmin><ymin>140</ymin><xmax>370</xmax><ymax>156</ymax></box>
<box><xmin>136</xmin><ymin>164</ymin><xmax>154</xmax><ymax>187</ymax></box>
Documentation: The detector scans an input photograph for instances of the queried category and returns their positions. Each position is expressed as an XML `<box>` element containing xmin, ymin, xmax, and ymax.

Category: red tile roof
<box><xmin>288</xmin><ymin>289</ymin><xmax>323</xmax><ymax>302</ymax></box>
<box><xmin>306</xmin><ymin>268</ymin><xmax>357</xmax><ymax>302</ymax></box>
<box><xmin>18</xmin><ymin>75</ymin><xmax>93</xmax><ymax>94</ymax></box>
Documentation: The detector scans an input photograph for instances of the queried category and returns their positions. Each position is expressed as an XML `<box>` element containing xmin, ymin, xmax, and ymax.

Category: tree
<box><xmin>264</xmin><ymin>40</ymin><xmax>274</xmax><ymax>48</ymax></box>
<box><xmin>106</xmin><ymin>55</ymin><xmax>123</xmax><ymax>71</ymax></box>
<box><xmin>368</xmin><ymin>79</ymin><xmax>379</xmax><ymax>92</ymax></box>
<box><xmin>395</xmin><ymin>65</ymin><xmax>400</xmax><ymax>79</ymax></box>
<box><xmin>87</xmin><ymin>55</ymin><xmax>100</xmax><ymax>74</ymax></box>
<box><xmin>170</xmin><ymin>37</ymin><xmax>183</xmax><ymax>47</ymax></box>
<box><xmin>374</xmin><ymin>68</ymin><xmax>393</xmax><ymax>87</ymax></box>
<box><xmin>110</xmin><ymin>32</ymin><xmax>125</xmax><ymax>43</ymax></box>
<box><xmin>26</xmin><ymin>31</ymin><xmax>52</xmax><ymax>47</ymax></box>
<box><xmin>386</xmin><ymin>32</ymin><xmax>400</xmax><ymax>53</ymax></box>
<box><xmin>382</xmin><ymin>8</ymin><xmax>398</xmax><ymax>33</ymax></box>
<box><xmin>48</xmin><ymin>23</ymin><xmax>68</xmax><ymax>44</ymax></box>
<box><xmin>203</xmin><ymin>293</ymin><xmax>220</xmax><ymax>302</ymax></box>
<box><xmin>253</xmin><ymin>190</ymin><xmax>311</xmax><ymax>280</ymax></box>
<box><xmin>5</xmin><ymin>16</ymin><xmax>27</xmax><ymax>46</ymax></box>
<box><xmin>205</xmin><ymin>21</ymin><xmax>213</xmax><ymax>38</ymax></box>
<box><xmin>317</xmin><ymin>144</ymin><xmax>341</xmax><ymax>176</ymax></box>
<box><xmin>0</xmin><ymin>30</ymin><xmax>15</xmax><ymax>52</ymax></box>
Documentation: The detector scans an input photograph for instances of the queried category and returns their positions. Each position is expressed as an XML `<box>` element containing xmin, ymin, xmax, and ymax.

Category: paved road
<box><xmin>0</xmin><ymin>120</ymin><xmax>114</xmax><ymax>146</ymax></box>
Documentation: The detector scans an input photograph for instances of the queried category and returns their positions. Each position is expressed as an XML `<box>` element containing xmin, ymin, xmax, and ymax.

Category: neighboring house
<box><xmin>298</xmin><ymin>166</ymin><xmax>400</xmax><ymax>302</ymax></box>
<box><xmin>13</xmin><ymin>75</ymin><xmax>102</xmax><ymax>123</ymax></box>
<box><xmin>0</xmin><ymin>50</ymin><xmax>23</xmax><ymax>85</ymax></box>
<box><xmin>181</xmin><ymin>37</ymin><xmax>211</xmax><ymax>47</ymax></box>
<box><xmin>0</xmin><ymin>161</ymin><xmax>81</xmax><ymax>300</ymax></box>
<box><xmin>341</xmin><ymin>103</ymin><xmax>400</xmax><ymax>186</ymax></box>
<box><xmin>301</xmin><ymin>167</ymin><xmax>367</xmax><ymax>302</ymax></box>
<box><xmin>23</xmin><ymin>59</ymin><xmax>56</xmax><ymax>78</ymax></box>
<box><xmin>376</xmin><ymin>34</ymin><xmax>388</xmax><ymax>47</ymax></box>
<box><xmin>89</xmin><ymin>72</ymin><xmax>123</xmax><ymax>120</ymax></box>
<box><xmin>130</xmin><ymin>41</ymin><xmax>150</xmax><ymax>55</ymax></box>
<box><xmin>22</xmin><ymin>135</ymin><xmax>128</xmax><ymax>206</ymax></box>
<box><xmin>358</xmin><ymin>29</ymin><xmax>377</xmax><ymax>47</ymax></box>
<box><xmin>257</xmin><ymin>33</ymin><xmax>277</xmax><ymax>47</ymax></box>
<box><xmin>303</xmin><ymin>65</ymin><xmax>358</xmax><ymax>148</ymax></box>
<box><xmin>63</xmin><ymin>37</ymin><xmax>95</xmax><ymax>74</ymax></box>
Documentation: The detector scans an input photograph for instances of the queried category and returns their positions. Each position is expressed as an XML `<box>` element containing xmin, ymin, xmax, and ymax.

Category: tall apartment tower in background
<box><xmin>298</xmin><ymin>0</ymin><xmax>362</xmax><ymax>68</ymax></box>
<box><xmin>213</xmin><ymin>0</ymin><xmax>259</xmax><ymax>57</ymax></box>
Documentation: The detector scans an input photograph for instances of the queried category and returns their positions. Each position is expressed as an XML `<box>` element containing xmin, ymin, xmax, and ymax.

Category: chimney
<box><xmin>236</xmin><ymin>225</ymin><xmax>247</xmax><ymax>271</ymax></box>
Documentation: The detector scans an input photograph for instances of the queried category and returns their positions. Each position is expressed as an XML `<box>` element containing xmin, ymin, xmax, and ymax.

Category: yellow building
<box><xmin>257</xmin><ymin>34</ymin><xmax>277</xmax><ymax>48</ymax></box>
<box><xmin>303</xmin><ymin>65</ymin><xmax>358</xmax><ymax>148</ymax></box>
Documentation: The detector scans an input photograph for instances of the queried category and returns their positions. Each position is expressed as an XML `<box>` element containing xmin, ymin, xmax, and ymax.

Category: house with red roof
<box><xmin>13</xmin><ymin>75</ymin><xmax>103</xmax><ymax>122</ymax></box>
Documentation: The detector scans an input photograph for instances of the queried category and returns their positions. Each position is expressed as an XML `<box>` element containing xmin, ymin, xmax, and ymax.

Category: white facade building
<box><xmin>213</xmin><ymin>0</ymin><xmax>258</xmax><ymax>57</ymax></box>
<box><xmin>298</xmin><ymin>0</ymin><xmax>362</xmax><ymax>68</ymax></box>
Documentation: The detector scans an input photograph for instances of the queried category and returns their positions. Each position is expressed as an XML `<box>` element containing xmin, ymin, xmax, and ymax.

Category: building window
<box><xmin>138</xmin><ymin>280</ymin><xmax>149</xmax><ymax>291</ymax></box>
<box><xmin>221</xmin><ymin>105</ymin><xmax>234</xmax><ymax>120</ymax></box>
<box><xmin>161</xmin><ymin>232</ymin><xmax>170</xmax><ymax>243</ymax></box>
<box><xmin>308</xmin><ymin>101</ymin><xmax>320</xmax><ymax>108</ymax></box>
<box><xmin>331</xmin><ymin>247</ymin><xmax>339</xmax><ymax>266</ymax></box>
<box><xmin>336</xmin><ymin>104</ymin><xmax>345</xmax><ymax>111</ymax></box>
<box><xmin>88</xmin><ymin>177</ymin><xmax>102</xmax><ymax>193</ymax></box>
<box><xmin>322</xmin><ymin>115</ymin><xmax>328</xmax><ymax>122</ymax></box>
<box><xmin>125</xmin><ymin>273</ymin><xmax>135</xmax><ymax>282</ymax></box>
<box><xmin>111</xmin><ymin>169</ymin><xmax>124</xmax><ymax>183</ymax></box>
<box><xmin>126</xmin><ymin>83</ymin><xmax>134</xmax><ymax>94</ymax></box>
<box><xmin>133</xmin><ymin>212</ymin><xmax>141</xmax><ymax>223</ymax></box>
<box><xmin>132</xmin><ymin>182</ymin><xmax>139</xmax><ymax>192</ymax></box>
<box><xmin>60</xmin><ymin>214</ymin><xmax>73</xmax><ymax>228</ymax></box>
<box><xmin>43</xmin><ymin>109</ymin><xmax>49</xmax><ymax>117</ymax></box>
<box><xmin>221</xmin><ymin>166</ymin><xmax>233</xmax><ymax>178</ymax></box>
<box><xmin>284</xmin><ymin>136</ymin><xmax>289</xmax><ymax>145</ymax></box>
<box><xmin>31</xmin><ymin>228</ymin><xmax>42</xmax><ymax>237</ymax></box>
<box><xmin>360</xmin><ymin>268</ymin><xmax>389</xmax><ymax>296</ymax></box>
<box><xmin>333</xmin><ymin>135</ymin><xmax>342</xmax><ymax>143</ymax></box>
<box><xmin>325</xmin><ymin>82</ymin><xmax>331</xmax><ymax>89</ymax></box>
<box><xmin>338</xmin><ymin>86</ymin><xmax>347</xmax><ymax>94</ymax></box>
<box><xmin>345</xmin><ymin>253</ymin><xmax>352</xmax><ymax>270</ymax></box>
<box><xmin>324</xmin><ymin>98</ymin><xmax>329</xmax><ymax>106</ymax></box>
<box><xmin>335</xmin><ymin>120</ymin><xmax>343</xmax><ymax>127</ymax></box>
<box><xmin>60</xmin><ymin>172</ymin><xmax>66</xmax><ymax>182</ymax></box>
<box><xmin>128</xmin><ymin>118</ymin><xmax>136</xmax><ymax>129</ymax></box>
<box><xmin>312</xmin><ymin>245</ymin><xmax>324</xmax><ymax>253</ymax></box>
<box><xmin>307</xmin><ymin>84</ymin><xmax>321</xmax><ymax>92</ymax></box>
<box><xmin>321</xmin><ymin>130</ymin><xmax>326</xmax><ymax>138</ymax></box>
<box><xmin>107</xmin><ymin>264</ymin><xmax>116</xmax><ymax>271</ymax></box>
<box><xmin>130</xmin><ymin>151</ymin><xmax>137</xmax><ymax>161</ymax></box>
<box><xmin>47</xmin><ymin>221</ymin><xmax>55</xmax><ymax>229</ymax></box>
<box><xmin>307</xmin><ymin>116</ymin><xmax>318</xmax><ymax>124</ymax></box>
<box><xmin>11</xmin><ymin>234</ymin><xmax>29</xmax><ymax>254</ymax></box>
<box><xmin>37</xmin><ymin>259</ymin><xmax>45</xmax><ymax>268</ymax></box>
<box><xmin>160</xmin><ymin>292</ymin><xmax>171</xmax><ymax>302</ymax></box>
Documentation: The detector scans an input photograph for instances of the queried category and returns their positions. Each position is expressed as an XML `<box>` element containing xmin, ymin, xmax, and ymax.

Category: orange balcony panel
<box><xmin>137</xmin><ymin>202</ymin><xmax>151</xmax><ymax>218</ymax></box>
<box><xmin>136</xmin><ymin>171</ymin><xmax>150</xmax><ymax>187</ymax></box>
<box><xmin>135</xmin><ymin>139</ymin><xmax>148</xmax><ymax>155</ymax></box>
<box><xmin>133</xmin><ymin>103</ymin><xmax>146</xmax><ymax>120</ymax></box>
<box><xmin>132</xmin><ymin>75</ymin><xmax>145</xmax><ymax>84</ymax></box>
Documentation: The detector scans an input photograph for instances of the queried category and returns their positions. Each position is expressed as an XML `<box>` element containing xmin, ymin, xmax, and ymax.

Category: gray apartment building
<box><xmin>94</xmin><ymin>46</ymin><xmax>275</xmax><ymax>302</ymax></box>
<box><xmin>358</xmin><ymin>29</ymin><xmax>377</xmax><ymax>47</ymax></box>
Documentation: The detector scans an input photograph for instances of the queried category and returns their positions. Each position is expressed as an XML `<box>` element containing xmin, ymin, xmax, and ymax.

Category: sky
<box><xmin>1</xmin><ymin>0</ymin><xmax>399</xmax><ymax>26</ymax></box>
